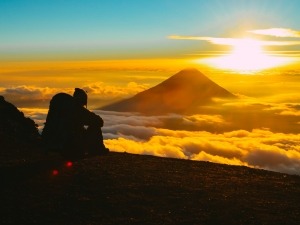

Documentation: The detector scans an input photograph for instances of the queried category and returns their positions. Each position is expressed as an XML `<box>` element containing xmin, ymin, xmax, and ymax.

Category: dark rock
<box><xmin>0</xmin><ymin>96</ymin><xmax>40</xmax><ymax>156</ymax></box>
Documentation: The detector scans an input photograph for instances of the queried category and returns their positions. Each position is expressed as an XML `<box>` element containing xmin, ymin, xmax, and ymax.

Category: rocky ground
<box><xmin>1</xmin><ymin>151</ymin><xmax>299</xmax><ymax>225</ymax></box>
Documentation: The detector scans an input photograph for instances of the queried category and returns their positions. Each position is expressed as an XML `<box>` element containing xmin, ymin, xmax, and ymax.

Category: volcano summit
<box><xmin>101</xmin><ymin>68</ymin><xmax>235</xmax><ymax>115</ymax></box>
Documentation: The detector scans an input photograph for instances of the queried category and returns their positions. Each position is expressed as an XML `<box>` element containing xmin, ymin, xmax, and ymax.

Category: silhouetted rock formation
<box><xmin>101</xmin><ymin>68</ymin><xmax>235</xmax><ymax>114</ymax></box>
<box><xmin>0</xmin><ymin>96</ymin><xmax>40</xmax><ymax>150</ymax></box>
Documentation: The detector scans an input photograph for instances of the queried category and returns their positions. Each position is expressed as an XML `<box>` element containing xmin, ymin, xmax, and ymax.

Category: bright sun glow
<box><xmin>199</xmin><ymin>38</ymin><xmax>294</xmax><ymax>72</ymax></box>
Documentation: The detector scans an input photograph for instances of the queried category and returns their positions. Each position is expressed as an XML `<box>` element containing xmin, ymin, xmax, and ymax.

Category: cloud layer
<box><xmin>169</xmin><ymin>27</ymin><xmax>300</xmax><ymax>46</ymax></box>
<box><xmin>18</xmin><ymin>99</ymin><xmax>300</xmax><ymax>175</ymax></box>
<box><xmin>5</xmin><ymin>79</ymin><xmax>300</xmax><ymax>176</ymax></box>
<box><xmin>104</xmin><ymin>128</ymin><xmax>300</xmax><ymax>175</ymax></box>
<box><xmin>0</xmin><ymin>82</ymin><xmax>149</xmax><ymax>108</ymax></box>
<box><xmin>97</xmin><ymin>107</ymin><xmax>300</xmax><ymax>175</ymax></box>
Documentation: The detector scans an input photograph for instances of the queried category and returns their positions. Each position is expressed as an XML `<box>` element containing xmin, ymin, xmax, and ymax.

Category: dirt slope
<box><xmin>1</xmin><ymin>152</ymin><xmax>299</xmax><ymax>225</ymax></box>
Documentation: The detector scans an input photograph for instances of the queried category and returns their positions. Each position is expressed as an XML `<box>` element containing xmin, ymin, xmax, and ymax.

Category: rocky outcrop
<box><xmin>0</xmin><ymin>96</ymin><xmax>40</xmax><ymax>151</ymax></box>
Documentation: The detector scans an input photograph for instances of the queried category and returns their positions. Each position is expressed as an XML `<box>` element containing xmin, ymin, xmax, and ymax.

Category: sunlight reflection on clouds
<box><xmin>19</xmin><ymin>103</ymin><xmax>300</xmax><ymax>175</ymax></box>
<box><xmin>99</xmin><ymin>109</ymin><xmax>300</xmax><ymax>175</ymax></box>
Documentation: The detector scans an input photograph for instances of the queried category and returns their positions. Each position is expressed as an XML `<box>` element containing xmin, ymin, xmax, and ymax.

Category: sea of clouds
<box><xmin>3</xmin><ymin>77</ymin><xmax>300</xmax><ymax>175</ymax></box>
<box><xmin>21</xmin><ymin>104</ymin><xmax>300</xmax><ymax>175</ymax></box>
<box><xmin>98</xmin><ymin>109</ymin><xmax>300</xmax><ymax>175</ymax></box>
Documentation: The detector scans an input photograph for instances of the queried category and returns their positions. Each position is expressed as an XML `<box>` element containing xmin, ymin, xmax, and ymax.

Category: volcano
<box><xmin>101</xmin><ymin>68</ymin><xmax>235</xmax><ymax>114</ymax></box>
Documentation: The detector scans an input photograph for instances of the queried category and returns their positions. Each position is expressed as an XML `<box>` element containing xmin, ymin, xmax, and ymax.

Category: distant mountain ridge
<box><xmin>101</xmin><ymin>68</ymin><xmax>235</xmax><ymax>114</ymax></box>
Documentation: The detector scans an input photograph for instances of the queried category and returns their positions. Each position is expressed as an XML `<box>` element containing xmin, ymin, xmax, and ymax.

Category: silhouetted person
<box><xmin>42</xmin><ymin>88</ymin><xmax>109</xmax><ymax>159</ymax></box>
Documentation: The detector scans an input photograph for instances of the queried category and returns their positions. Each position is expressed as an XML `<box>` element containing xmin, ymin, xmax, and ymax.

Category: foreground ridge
<box><xmin>1</xmin><ymin>152</ymin><xmax>299</xmax><ymax>225</ymax></box>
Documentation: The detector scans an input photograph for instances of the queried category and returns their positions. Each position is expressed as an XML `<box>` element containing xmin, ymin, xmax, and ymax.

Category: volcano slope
<box><xmin>1</xmin><ymin>152</ymin><xmax>299</xmax><ymax>225</ymax></box>
<box><xmin>101</xmin><ymin>68</ymin><xmax>235</xmax><ymax>115</ymax></box>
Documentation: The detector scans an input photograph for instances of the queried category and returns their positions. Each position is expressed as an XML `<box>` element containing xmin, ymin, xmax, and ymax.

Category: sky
<box><xmin>1</xmin><ymin>0</ymin><xmax>300</xmax><ymax>60</ymax></box>
<box><xmin>1</xmin><ymin>0</ymin><xmax>300</xmax><ymax>175</ymax></box>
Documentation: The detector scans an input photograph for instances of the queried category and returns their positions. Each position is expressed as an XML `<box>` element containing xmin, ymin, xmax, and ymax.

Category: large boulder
<box><xmin>0</xmin><ymin>96</ymin><xmax>40</xmax><ymax>159</ymax></box>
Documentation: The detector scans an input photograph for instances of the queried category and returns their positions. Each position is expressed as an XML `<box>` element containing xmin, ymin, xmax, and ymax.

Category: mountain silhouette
<box><xmin>101</xmin><ymin>68</ymin><xmax>235</xmax><ymax>114</ymax></box>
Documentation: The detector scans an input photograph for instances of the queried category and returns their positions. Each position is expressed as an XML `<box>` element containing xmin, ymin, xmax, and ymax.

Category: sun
<box><xmin>199</xmin><ymin>38</ymin><xmax>293</xmax><ymax>72</ymax></box>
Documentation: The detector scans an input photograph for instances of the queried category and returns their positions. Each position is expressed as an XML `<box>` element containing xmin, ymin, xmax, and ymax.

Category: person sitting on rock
<box><xmin>42</xmin><ymin>88</ymin><xmax>109</xmax><ymax>159</ymax></box>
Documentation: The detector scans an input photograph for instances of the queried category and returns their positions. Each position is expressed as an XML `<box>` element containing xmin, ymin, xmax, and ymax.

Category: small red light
<box><xmin>52</xmin><ymin>170</ymin><xmax>59</xmax><ymax>176</ymax></box>
<box><xmin>66</xmin><ymin>161</ymin><xmax>73</xmax><ymax>167</ymax></box>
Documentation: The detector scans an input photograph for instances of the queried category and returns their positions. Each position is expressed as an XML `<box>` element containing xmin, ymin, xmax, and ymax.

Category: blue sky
<box><xmin>1</xmin><ymin>0</ymin><xmax>300</xmax><ymax>60</ymax></box>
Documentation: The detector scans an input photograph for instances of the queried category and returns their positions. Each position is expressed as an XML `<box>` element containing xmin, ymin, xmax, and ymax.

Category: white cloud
<box><xmin>104</xmin><ymin>128</ymin><xmax>300</xmax><ymax>175</ymax></box>
<box><xmin>168</xmin><ymin>35</ymin><xmax>300</xmax><ymax>46</ymax></box>
<box><xmin>248</xmin><ymin>28</ymin><xmax>300</xmax><ymax>38</ymax></box>
<box><xmin>96</xmin><ymin>107</ymin><xmax>300</xmax><ymax>175</ymax></box>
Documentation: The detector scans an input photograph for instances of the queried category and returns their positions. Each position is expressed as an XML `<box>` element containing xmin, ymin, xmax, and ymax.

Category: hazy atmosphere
<box><xmin>1</xmin><ymin>0</ymin><xmax>300</xmax><ymax>175</ymax></box>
